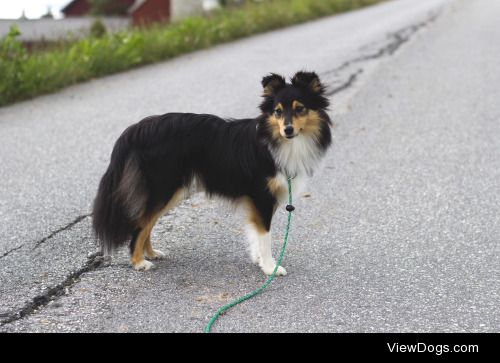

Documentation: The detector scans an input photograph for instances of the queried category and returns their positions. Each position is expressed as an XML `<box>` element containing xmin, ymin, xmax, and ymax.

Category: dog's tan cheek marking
<box><xmin>267</xmin><ymin>115</ymin><xmax>284</xmax><ymax>141</ymax></box>
<box><xmin>298</xmin><ymin>110</ymin><xmax>322</xmax><ymax>137</ymax></box>
<box><xmin>292</xmin><ymin>100</ymin><xmax>311</xmax><ymax>135</ymax></box>
<box><xmin>267</xmin><ymin>103</ymin><xmax>287</xmax><ymax>138</ymax></box>
<box><xmin>293</xmin><ymin>115</ymin><xmax>307</xmax><ymax>132</ymax></box>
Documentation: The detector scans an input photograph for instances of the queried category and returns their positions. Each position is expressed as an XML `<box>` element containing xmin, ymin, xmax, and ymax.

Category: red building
<box><xmin>61</xmin><ymin>0</ymin><xmax>92</xmax><ymax>16</ymax></box>
<box><xmin>129</xmin><ymin>0</ymin><xmax>170</xmax><ymax>25</ymax></box>
<box><xmin>61</xmin><ymin>0</ymin><xmax>171</xmax><ymax>26</ymax></box>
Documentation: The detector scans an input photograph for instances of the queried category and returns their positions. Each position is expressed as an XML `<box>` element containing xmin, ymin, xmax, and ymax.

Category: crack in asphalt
<box><xmin>1</xmin><ymin>213</ymin><xmax>97</xmax><ymax>326</ymax></box>
<box><xmin>321</xmin><ymin>10</ymin><xmax>441</xmax><ymax>96</ymax></box>
<box><xmin>32</xmin><ymin>214</ymin><xmax>91</xmax><ymax>250</ymax></box>
<box><xmin>0</xmin><ymin>245</ymin><xmax>23</xmax><ymax>259</ymax></box>
<box><xmin>0</xmin><ymin>252</ymin><xmax>107</xmax><ymax>327</ymax></box>
<box><xmin>325</xmin><ymin>69</ymin><xmax>363</xmax><ymax>96</ymax></box>
<box><xmin>0</xmin><ymin>214</ymin><xmax>92</xmax><ymax>259</ymax></box>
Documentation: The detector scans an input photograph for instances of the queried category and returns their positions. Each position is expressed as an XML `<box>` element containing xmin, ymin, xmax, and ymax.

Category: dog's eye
<box><xmin>295</xmin><ymin>105</ymin><xmax>305</xmax><ymax>113</ymax></box>
<box><xmin>274</xmin><ymin>109</ymin><xmax>283</xmax><ymax>117</ymax></box>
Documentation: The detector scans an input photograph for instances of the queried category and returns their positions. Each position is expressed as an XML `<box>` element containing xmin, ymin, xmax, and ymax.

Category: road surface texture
<box><xmin>0</xmin><ymin>0</ymin><xmax>498</xmax><ymax>332</ymax></box>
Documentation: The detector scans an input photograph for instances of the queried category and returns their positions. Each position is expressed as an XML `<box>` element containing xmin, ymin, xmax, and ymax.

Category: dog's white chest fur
<box><xmin>271</xmin><ymin>134</ymin><xmax>323</xmax><ymax>178</ymax></box>
<box><xmin>269</xmin><ymin>134</ymin><xmax>324</xmax><ymax>201</ymax></box>
<box><xmin>272</xmin><ymin>172</ymin><xmax>307</xmax><ymax>203</ymax></box>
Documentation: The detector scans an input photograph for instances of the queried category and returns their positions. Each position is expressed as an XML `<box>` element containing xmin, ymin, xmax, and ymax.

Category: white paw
<box><xmin>261</xmin><ymin>264</ymin><xmax>287</xmax><ymax>276</ymax></box>
<box><xmin>133</xmin><ymin>260</ymin><xmax>154</xmax><ymax>271</ymax></box>
<box><xmin>146</xmin><ymin>249</ymin><xmax>166</xmax><ymax>260</ymax></box>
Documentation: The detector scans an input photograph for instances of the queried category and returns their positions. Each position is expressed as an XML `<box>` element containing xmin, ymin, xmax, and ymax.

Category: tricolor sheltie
<box><xmin>92</xmin><ymin>71</ymin><xmax>332</xmax><ymax>275</ymax></box>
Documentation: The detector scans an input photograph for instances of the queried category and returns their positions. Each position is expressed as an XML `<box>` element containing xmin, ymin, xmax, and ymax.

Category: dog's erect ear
<box><xmin>262</xmin><ymin>73</ymin><xmax>286</xmax><ymax>96</ymax></box>
<box><xmin>291</xmin><ymin>71</ymin><xmax>325</xmax><ymax>94</ymax></box>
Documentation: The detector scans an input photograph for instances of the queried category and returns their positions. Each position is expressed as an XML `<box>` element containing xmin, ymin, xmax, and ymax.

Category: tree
<box><xmin>41</xmin><ymin>6</ymin><xmax>54</xmax><ymax>19</ymax></box>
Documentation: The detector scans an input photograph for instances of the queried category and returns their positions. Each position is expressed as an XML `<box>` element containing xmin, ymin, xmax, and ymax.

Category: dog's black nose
<box><xmin>284</xmin><ymin>126</ymin><xmax>294</xmax><ymax>136</ymax></box>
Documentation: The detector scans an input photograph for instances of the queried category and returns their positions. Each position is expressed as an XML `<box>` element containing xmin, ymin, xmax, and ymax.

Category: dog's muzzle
<box><xmin>284</xmin><ymin>125</ymin><xmax>294</xmax><ymax>138</ymax></box>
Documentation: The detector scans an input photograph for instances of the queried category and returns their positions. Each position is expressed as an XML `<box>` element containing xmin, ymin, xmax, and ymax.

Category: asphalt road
<box><xmin>1</xmin><ymin>0</ymin><xmax>498</xmax><ymax>332</ymax></box>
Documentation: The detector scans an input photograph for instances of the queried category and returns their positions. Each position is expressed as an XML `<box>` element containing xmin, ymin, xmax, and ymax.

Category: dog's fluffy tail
<box><xmin>92</xmin><ymin>134</ymin><xmax>147</xmax><ymax>254</ymax></box>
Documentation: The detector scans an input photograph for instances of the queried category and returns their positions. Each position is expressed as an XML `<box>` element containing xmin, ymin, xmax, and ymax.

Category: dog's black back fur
<box><xmin>93</xmin><ymin>113</ymin><xmax>279</xmax><ymax>251</ymax></box>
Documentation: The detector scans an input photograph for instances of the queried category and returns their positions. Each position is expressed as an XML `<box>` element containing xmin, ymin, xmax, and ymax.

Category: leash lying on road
<box><xmin>204</xmin><ymin>177</ymin><xmax>295</xmax><ymax>333</ymax></box>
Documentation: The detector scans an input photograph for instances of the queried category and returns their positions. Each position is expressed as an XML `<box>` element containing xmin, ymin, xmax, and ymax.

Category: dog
<box><xmin>92</xmin><ymin>71</ymin><xmax>332</xmax><ymax>275</ymax></box>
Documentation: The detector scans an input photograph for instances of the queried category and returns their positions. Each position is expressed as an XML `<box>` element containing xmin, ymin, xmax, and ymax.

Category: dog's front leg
<box><xmin>245</xmin><ymin>197</ymin><xmax>287</xmax><ymax>276</ymax></box>
<box><xmin>256</xmin><ymin>231</ymin><xmax>287</xmax><ymax>276</ymax></box>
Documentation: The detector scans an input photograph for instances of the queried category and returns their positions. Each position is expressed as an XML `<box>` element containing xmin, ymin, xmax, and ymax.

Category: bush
<box><xmin>90</xmin><ymin>18</ymin><xmax>107</xmax><ymax>38</ymax></box>
<box><xmin>0</xmin><ymin>0</ymin><xmax>385</xmax><ymax>107</ymax></box>
<box><xmin>0</xmin><ymin>25</ymin><xmax>28</xmax><ymax>103</ymax></box>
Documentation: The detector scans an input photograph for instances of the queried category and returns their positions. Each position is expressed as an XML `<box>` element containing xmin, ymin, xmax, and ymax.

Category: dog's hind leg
<box><xmin>142</xmin><ymin>214</ymin><xmax>166</xmax><ymax>261</ymax></box>
<box><xmin>132</xmin><ymin>188</ymin><xmax>186</xmax><ymax>269</ymax></box>
<box><xmin>144</xmin><ymin>234</ymin><xmax>166</xmax><ymax>260</ymax></box>
<box><xmin>131</xmin><ymin>213</ymin><xmax>166</xmax><ymax>270</ymax></box>
<box><xmin>130</xmin><ymin>219</ymin><xmax>157</xmax><ymax>271</ymax></box>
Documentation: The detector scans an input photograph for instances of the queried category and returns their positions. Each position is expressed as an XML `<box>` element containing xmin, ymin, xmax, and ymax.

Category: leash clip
<box><xmin>285</xmin><ymin>173</ymin><xmax>296</xmax><ymax>212</ymax></box>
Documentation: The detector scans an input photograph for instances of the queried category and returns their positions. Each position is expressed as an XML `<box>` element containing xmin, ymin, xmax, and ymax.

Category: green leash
<box><xmin>204</xmin><ymin>177</ymin><xmax>295</xmax><ymax>333</ymax></box>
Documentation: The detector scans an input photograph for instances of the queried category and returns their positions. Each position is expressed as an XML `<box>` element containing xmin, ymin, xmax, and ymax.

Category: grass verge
<box><xmin>0</xmin><ymin>0</ymin><xmax>385</xmax><ymax>107</ymax></box>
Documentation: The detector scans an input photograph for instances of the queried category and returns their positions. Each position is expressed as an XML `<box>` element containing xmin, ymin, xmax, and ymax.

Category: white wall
<box><xmin>170</xmin><ymin>0</ymin><xmax>205</xmax><ymax>21</ymax></box>
<box><xmin>0</xmin><ymin>17</ymin><xmax>130</xmax><ymax>42</ymax></box>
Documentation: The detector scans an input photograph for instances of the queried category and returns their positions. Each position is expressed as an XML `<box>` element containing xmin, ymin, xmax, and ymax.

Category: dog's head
<box><xmin>259</xmin><ymin>71</ymin><xmax>330</xmax><ymax>141</ymax></box>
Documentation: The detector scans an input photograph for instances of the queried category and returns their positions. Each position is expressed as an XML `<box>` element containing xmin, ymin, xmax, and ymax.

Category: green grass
<box><xmin>0</xmin><ymin>0</ymin><xmax>385</xmax><ymax>107</ymax></box>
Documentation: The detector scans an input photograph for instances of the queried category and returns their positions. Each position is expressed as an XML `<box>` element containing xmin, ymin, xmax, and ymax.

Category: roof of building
<box><xmin>61</xmin><ymin>0</ymin><xmax>82</xmax><ymax>13</ymax></box>
<box><xmin>62</xmin><ymin>0</ymin><xmax>150</xmax><ymax>15</ymax></box>
<box><xmin>128</xmin><ymin>0</ymin><xmax>148</xmax><ymax>14</ymax></box>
